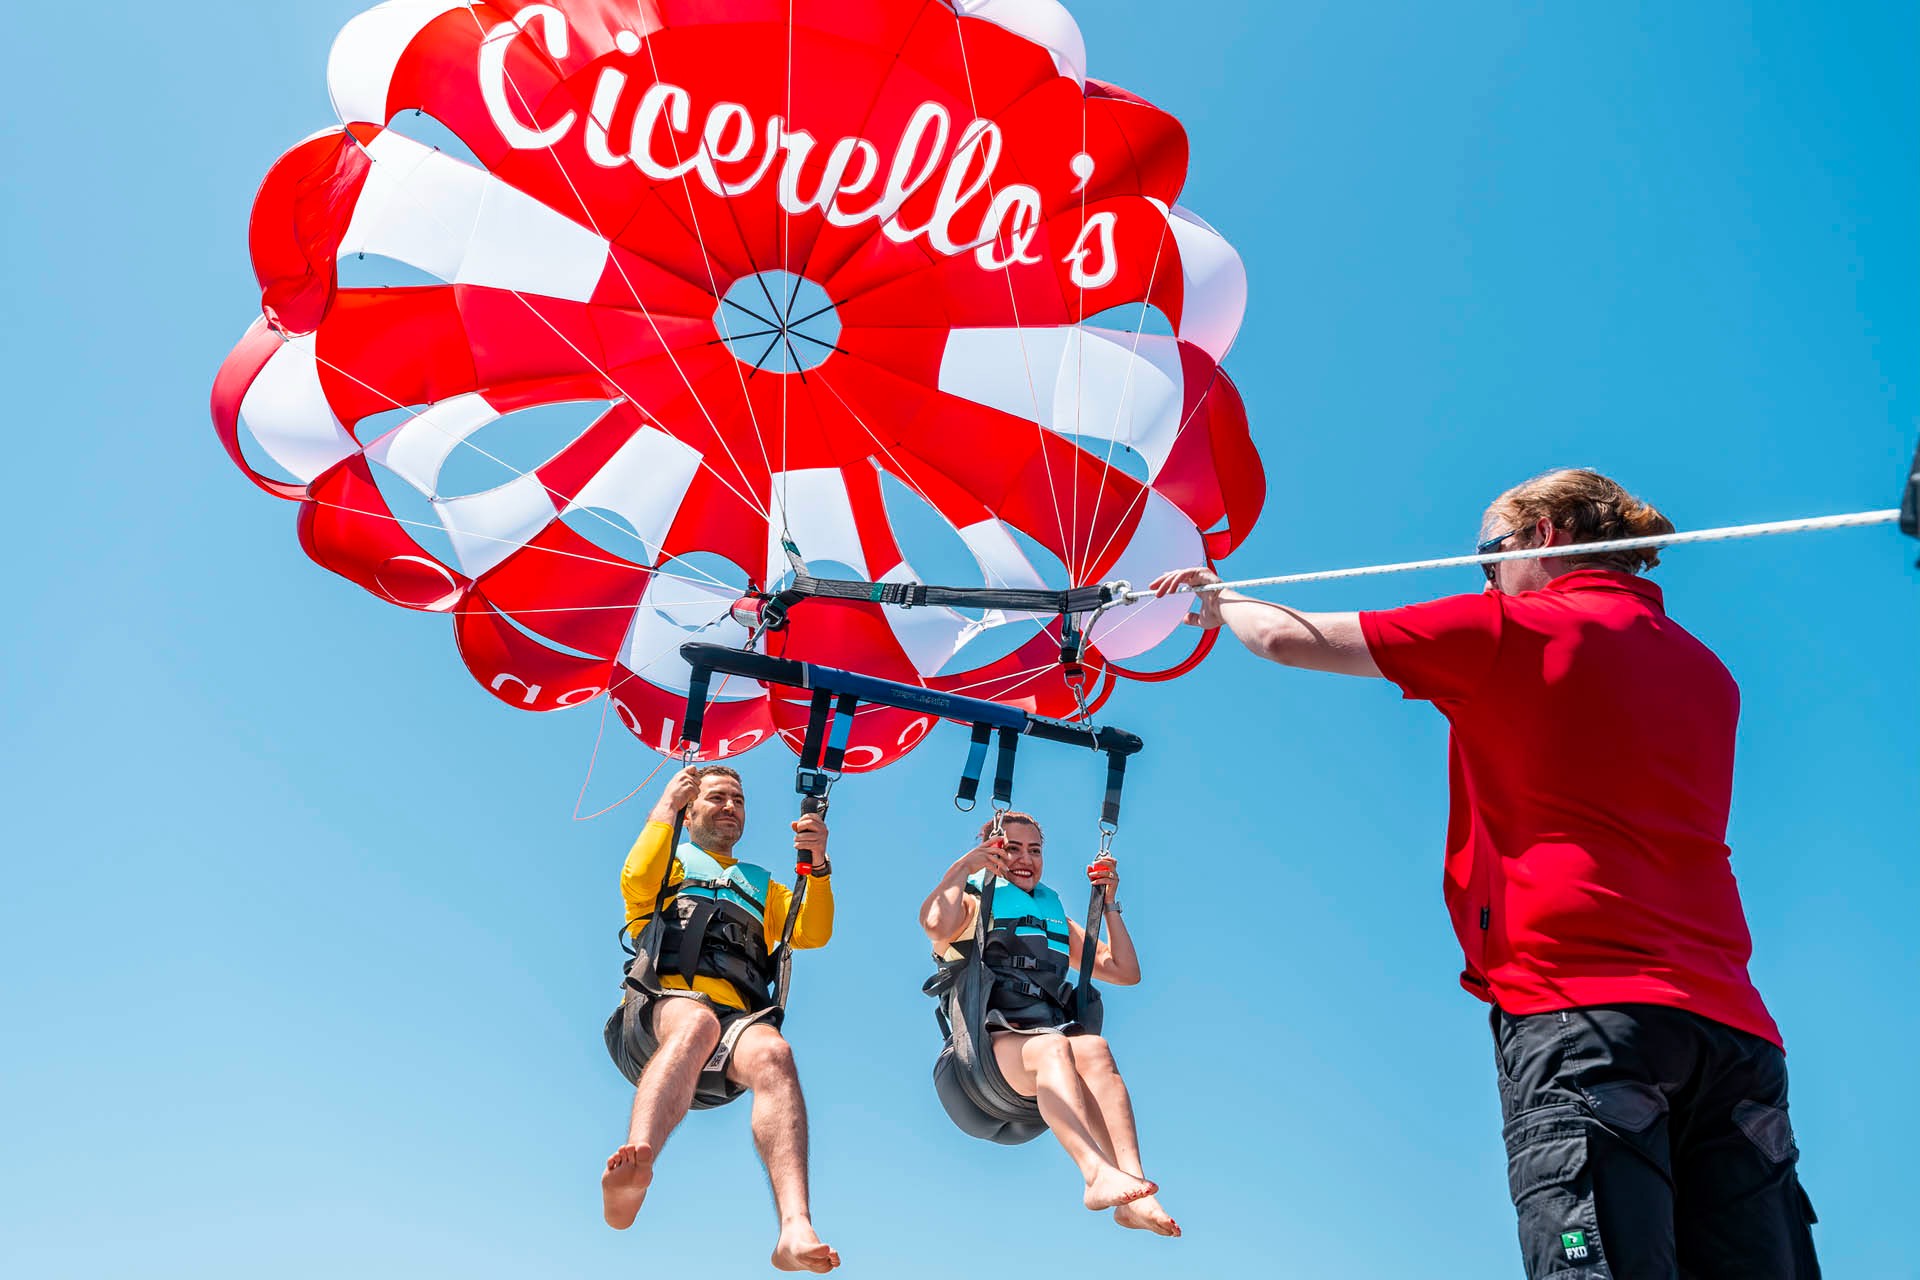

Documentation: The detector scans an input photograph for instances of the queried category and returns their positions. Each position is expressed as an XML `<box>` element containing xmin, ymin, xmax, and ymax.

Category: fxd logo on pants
<box><xmin>1561</xmin><ymin>1230</ymin><xmax>1591</xmax><ymax>1261</ymax></box>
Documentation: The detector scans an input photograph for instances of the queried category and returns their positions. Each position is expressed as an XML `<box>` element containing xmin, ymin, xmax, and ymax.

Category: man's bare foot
<box><xmin>601</xmin><ymin>1143</ymin><xmax>655</xmax><ymax>1229</ymax></box>
<box><xmin>770</xmin><ymin>1221</ymin><xmax>840</xmax><ymax>1273</ymax></box>
<box><xmin>1082</xmin><ymin>1165</ymin><xmax>1157</xmax><ymax>1211</ymax></box>
<box><xmin>1114</xmin><ymin>1194</ymin><xmax>1181</xmax><ymax>1237</ymax></box>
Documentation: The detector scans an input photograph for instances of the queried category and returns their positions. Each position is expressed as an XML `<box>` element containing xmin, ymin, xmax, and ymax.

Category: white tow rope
<box><xmin>1118</xmin><ymin>508</ymin><xmax>1902</xmax><ymax>603</ymax></box>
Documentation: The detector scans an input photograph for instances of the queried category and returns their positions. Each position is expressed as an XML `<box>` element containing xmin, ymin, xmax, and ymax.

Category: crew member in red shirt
<box><xmin>1153</xmin><ymin>468</ymin><xmax>1819</xmax><ymax>1279</ymax></box>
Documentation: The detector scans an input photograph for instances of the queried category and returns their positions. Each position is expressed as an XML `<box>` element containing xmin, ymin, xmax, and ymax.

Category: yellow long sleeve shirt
<box><xmin>620</xmin><ymin>820</ymin><xmax>835</xmax><ymax>1010</ymax></box>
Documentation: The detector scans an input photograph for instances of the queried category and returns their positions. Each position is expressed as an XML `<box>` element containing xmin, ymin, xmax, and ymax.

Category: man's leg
<box><xmin>726</xmin><ymin>1023</ymin><xmax>839</xmax><ymax>1275</ymax></box>
<box><xmin>1065</xmin><ymin>1035</ymin><xmax>1179</xmax><ymax>1237</ymax></box>
<box><xmin>1495</xmin><ymin>1006</ymin><xmax>1682</xmax><ymax>1279</ymax></box>
<box><xmin>602</xmin><ymin>996</ymin><xmax>722</xmax><ymax>1229</ymax></box>
<box><xmin>991</xmin><ymin>1032</ymin><xmax>1156</xmax><ymax>1212</ymax></box>
<box><xmin>1671</xmin><ymin>1022</ymin><xmax>1821</xmax><ymax>1279</ymax></box>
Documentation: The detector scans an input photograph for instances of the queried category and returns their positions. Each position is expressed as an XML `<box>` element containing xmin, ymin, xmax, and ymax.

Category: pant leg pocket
<box><xmin>1732</xmin><ymin>1100</ymin><xmax>1799</xmax><ymax>1165</ymax></box>
<box><xmin>1504</xmin><ymin>1104</ymin><xmax>1610</xmax><ymax>1278</ymax></box>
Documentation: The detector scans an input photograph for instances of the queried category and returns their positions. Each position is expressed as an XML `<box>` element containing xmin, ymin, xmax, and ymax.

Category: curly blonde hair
<box><xmin>1489</xmin><ymin>469</ymin><xmax>1674</xmax><ymax>573</ymax></box>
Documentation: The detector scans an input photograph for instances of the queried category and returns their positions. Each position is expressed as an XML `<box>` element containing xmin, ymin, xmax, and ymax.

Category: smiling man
<box><xmin>601</xmin><ymin>766</ymin><xmax>839</xmax><ymax>1273</ymax></box>
<box><xmin>1152</xmin><ymin>469</ymin><xmax>1820</xmax><ymax>1279</ymax></box>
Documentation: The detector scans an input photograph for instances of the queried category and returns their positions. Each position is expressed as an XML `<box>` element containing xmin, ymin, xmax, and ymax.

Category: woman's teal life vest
<box><xmin>951</xmin><ymin>871</ymin><xmax>1077</xmax><ymax>1028</ymax></box>
<box><xmin>646</xmin><ymin>843</ymin><xmax>780</xmax><ymax>1010</ymax></box>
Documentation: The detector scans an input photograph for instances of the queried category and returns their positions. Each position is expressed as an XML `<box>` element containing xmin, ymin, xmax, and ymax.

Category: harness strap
<box><xmin>1101</xmin><ymin>751</ymin><xmax>1128</xmax><ymax>828</ymax></box>
<box><xmin>674</xmin><ymin>897</ymin><xmax>722</xmax><ymax>983</ymax></box>
<box><xmin>991</xmin><ymin>728</ymin><xmax>1019</xmax><ymax>808</ymax></box>
<box><xmin>955</xmin><ymin>722</ymin><xmax>992</xmax><ymax>809</ymax></box>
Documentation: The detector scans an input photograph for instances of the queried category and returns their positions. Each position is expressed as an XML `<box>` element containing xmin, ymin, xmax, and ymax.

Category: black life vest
<box><xmin>637</xmin><ymin>845</ymin><xmax>779</xmax><ymax>1012</ymax></box>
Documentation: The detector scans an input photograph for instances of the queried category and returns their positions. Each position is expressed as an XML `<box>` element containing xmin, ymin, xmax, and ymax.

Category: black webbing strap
<box><xmin>991</xmin><ymin>728</ymin><xmax>1019</xmax><ymax>808</ymax></box>
<box><xmin>1101</xmin><ymin>750</ymin><xmax>1128</xmax><ymax>828</ymax></box>
<box><xmin>1075</xmin><ymin>883</ymin><xmax>1107</xmax><ymax>1007</ymax></box>
<box><xmin>954</xmin><ymin>722</ymin><xmax>993</xmax><ymax>809</ymax></box>
<box><xmin>674</xmin><ymin>897</ymin><xmax>721</xmax><ymax>982</ymax></box>
<box><xmin>773</xmin><ymin>575</ymin><xmax>1114</xmax><ymax>616</ymax></box>
<box><xmin>681</xmin><ymin>665</ymin><xmax>714</xmax><ymax>753</ymax></box>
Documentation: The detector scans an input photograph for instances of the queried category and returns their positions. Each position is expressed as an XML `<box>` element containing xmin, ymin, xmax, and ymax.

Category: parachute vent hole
<box><xmin>337</xmin><ymin>254</ymin><xmax>445</xmax><ymax>290</ymax></box>
<box><xmin>716</xmin><ymin>271</ymin><xmax>840</xmax><ymax>374</ymax></box>
<box><xmin>492</xmin><ymin>604</ymin><xmax>604</xmax><ymax>662</ymax></box>
<box><xmin>387</xmin><ymin>110</ymin><xmax>487</xmax><ymax>171</ymax></box>
<box><xmin>1080</xmin><ymin>302</ymin><xmax>1175</xmax><ymax>338</ymax></box>
<box><xmin>1057</xmin><ymin>435</ymin><xmax>1151</xmax><ymax>484</ymax></box>
<box><xmin>873</xmin><ymin>471</ymin><xmax>997</xmax><ymax>617</ymax></box>
<box><xmin>364</xmin><ymin>456</ymin><xmax>458</xmax><ymax>568</ymax></box>
<box><xmin>435</xmin><ymin>400</ymin><xmax>614</xmax><ymax>500</ymax></box>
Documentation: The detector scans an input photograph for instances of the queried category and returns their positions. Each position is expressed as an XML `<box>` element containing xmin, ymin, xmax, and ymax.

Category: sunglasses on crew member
<box><xmin>1477</xmin><ymin>529</ymin><xmax>1519</xmax><ymax>584</ymax></box>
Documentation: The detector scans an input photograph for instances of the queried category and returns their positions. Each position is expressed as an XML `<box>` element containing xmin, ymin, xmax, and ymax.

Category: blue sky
<box><xmin>3</xmin><ymin>2</ymin><xmax>1915</xmax><ymax>1276</ymax></box>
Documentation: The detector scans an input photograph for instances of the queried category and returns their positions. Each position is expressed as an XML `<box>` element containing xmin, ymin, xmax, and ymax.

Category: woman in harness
<box><xmin>919</xmin><ymin>812</ymin><xmax>1179</xmax><ymax>1237</ymax></box>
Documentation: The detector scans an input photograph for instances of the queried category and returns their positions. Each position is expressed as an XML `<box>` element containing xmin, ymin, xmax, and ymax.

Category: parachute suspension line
<box><xmin>450</xmin><ymin>10</ymin><xmax>789</xmax><ymax>542</ymax></box>
<box><xmin>1118</xmin><ymin>508</ymin><xmax>1905</xmax><ymax>602</ymax></box>
<box><xmin>947</xmin><ymin>6</ymin><xmax>1076</xmax><ymax>573</ymax></box>
<box><xmin>626</xmin><ymin>18</ymin><xmax>800</xmax><ymax>552</ymax></box>
<box><xmin>1073</xmin><ymin>219</ymin><xmax>1175</xmax><ymax>584</ymax></box>
<box><xmin>328</xmin><ymin>133</ymin><xmax>776</xmax><ymax>535</ymax></box>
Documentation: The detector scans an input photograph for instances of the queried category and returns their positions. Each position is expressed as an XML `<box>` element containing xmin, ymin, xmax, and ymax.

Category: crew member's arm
<box><xmin>1148</xmin><ymin>568</ymin><xmax>1379</xmax><ymax>678</ymax></box>
<box><xmin>764</xmin><ymin>812</ymin><xmax>836</xmax><ymax>950</ymax></box>
<box><xmin>919</xmin><ymin>840</ymin><xmax>1006</xmax><ymax>948</ymax></box>
<box><xmin>1067</xmin><ymin>857</ymin><xmax>1141</xmax><ymax>985</ymax></box>
<box><xmin>620</xmin><ymin>767</ymin><xmax>699</xmax><ymax>933</ymax></box>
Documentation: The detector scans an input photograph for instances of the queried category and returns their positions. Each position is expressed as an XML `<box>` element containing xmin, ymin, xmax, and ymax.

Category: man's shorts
<box><xmin>603</xmin><ymin>983</ymin><xmax>783</xmax><ymax>1110</ymax></box>
<box><xmin>1493</xmin><ymin>1002</ymin><xmax>1820</xmax><ymax>1279</ymax></box>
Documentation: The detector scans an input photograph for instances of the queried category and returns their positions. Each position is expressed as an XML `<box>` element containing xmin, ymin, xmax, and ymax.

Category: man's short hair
<box><xmin>692</xmin><ymin>764</ymin><xmax>743</xmax><ymax>794</ymax></box>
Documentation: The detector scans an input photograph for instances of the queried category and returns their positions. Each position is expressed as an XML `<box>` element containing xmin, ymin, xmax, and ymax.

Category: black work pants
<box><xmin>1493</xmin><ymin>1003</ymin><xmax>1820</xmax><ymax>1279</ymax></box>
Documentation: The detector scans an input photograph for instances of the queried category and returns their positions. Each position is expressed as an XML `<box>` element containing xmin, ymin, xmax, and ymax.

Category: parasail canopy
<box><xmin>212</xmin><ymin>0</ymin><xmax>1266</xmax><ymax>772</ymax></box>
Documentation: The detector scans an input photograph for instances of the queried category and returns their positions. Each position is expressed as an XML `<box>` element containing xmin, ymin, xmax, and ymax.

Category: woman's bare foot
<box><xmin>601</xmin><ymin>1143</ymin><xmax>655</xmax><ymax>1229</ymax></box>
<box><xmin>1114</xmin><ymin>1194</ymin><xmax>1181</xmax><ymax>1237</ymax></box>
<box><xmin>770</xmin><ymin>1221</ymin><xmax>840</xmax><ymax>1273</ymax></box>
<box><xmin>1082</xmin><ymin>1166</ymin><xmax>1157</xmax><ymax>1211</ymax></box>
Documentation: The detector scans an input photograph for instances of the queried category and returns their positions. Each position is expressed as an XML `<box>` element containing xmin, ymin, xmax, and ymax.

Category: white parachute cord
<box><xmin>1117</xmin><ymin>508</ymin><xmax>1902</xmax><ymax>603</ymax></box>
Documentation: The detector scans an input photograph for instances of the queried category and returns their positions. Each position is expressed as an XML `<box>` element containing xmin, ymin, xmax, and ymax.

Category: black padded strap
<box><xmin>681</xmin><ymin>666</ymin><xmax>714</xmax><ymax>752</ymax></box>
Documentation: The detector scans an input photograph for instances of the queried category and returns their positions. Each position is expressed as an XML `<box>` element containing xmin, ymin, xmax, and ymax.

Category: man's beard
<box><xmin>688</xmin><ymin>817</ymin><xmax>741</xmax><ymax>854</ymax></box>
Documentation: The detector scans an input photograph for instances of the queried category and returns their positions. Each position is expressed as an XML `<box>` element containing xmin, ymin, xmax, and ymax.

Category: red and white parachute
<box><xmin>212</xmin><ymin>0</ymin><xmax>1265</xmax><ymax>772</ymax></box>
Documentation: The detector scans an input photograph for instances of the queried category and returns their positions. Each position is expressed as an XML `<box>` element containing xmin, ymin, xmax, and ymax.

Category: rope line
<box><xmin>1121</xmin><ymin>508</ymin><xmax>1902</xmax><ymax>602</ymax></box>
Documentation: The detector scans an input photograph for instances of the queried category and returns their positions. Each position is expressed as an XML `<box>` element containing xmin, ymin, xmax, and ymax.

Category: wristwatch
<box><xmin>1104</xmin><ymin>901</ymin><xmax>1123</xmax><ymax>915</ymax></box>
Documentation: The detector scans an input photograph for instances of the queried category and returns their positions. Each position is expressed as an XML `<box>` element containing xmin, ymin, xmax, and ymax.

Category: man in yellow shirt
<box><xmin>600</xmin><ymin>765</ymin><xmax>839</xmax><ymax>1273</ymax></box>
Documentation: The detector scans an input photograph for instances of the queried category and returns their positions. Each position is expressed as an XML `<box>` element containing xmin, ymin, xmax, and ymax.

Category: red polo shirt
<box><xmin>1360</xmin><ymin>570</ymin><xmax>1780</xmax><ymax>1047</ymax></box>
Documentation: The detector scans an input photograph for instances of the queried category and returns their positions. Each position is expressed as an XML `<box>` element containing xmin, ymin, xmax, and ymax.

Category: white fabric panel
<box><xmin>238</xmin><ymin>335</ymin><xmax>360</xmax><ymax>482</ymax></box>
<box><xmin>329</xmin><ymin>0</ymin><xmax>469</xmax><ymax>125</ymax></box>
<box><xmin>343</xmin><ymin>132</ymin><xmax>612</xmax><ymax>300</ymax></box>
<box><xmin>341</xmin><ymin>131</ymin><xmax>487</xmax><ymax>282</ymax></box>
<box><xmin>938</xmin><ymin>327</ymin><xmax>1187</xmax><ymax>476</ymax></box>
<box><xmin>620</xmin><ymin>576</ymin><xmax>755</xmax><ymax>699</ymax></box>
<box><xmin>435</xmin><ymin>473</ymin><xmax>557</xmax><ymax>578</ymax></box>
<box><xmin>459</xmin><ymin>172</ymin><xmax>611</xmax><ymax>299</ymax></box>
<box><xmin>363</xmin><ymin>393</ymin><xmax>501</xmax><ymax>496</ymax></box>
<box><xmin>951</xmin><ymin>0</ymin><xmax>1087</xmax><ymax>85</ymax></box>
<box><xmin>1166</xmin><ymin>205</ymin><xmax>1248</xmax><ymax>362</ymax></box>
<box><xmin>565</xmin><ymin>426</ymin><xmax>702</xmax><ymax>559</ymax></box>
<box><xmin>1084</xmin><ymin>489</ymin><xmax>1204</xmax><ymax>660</ymax></box>
<box><xmin>767</xmin><ymin>470</ymin><xmax>870</xmax><ymax>584</ymax></box>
